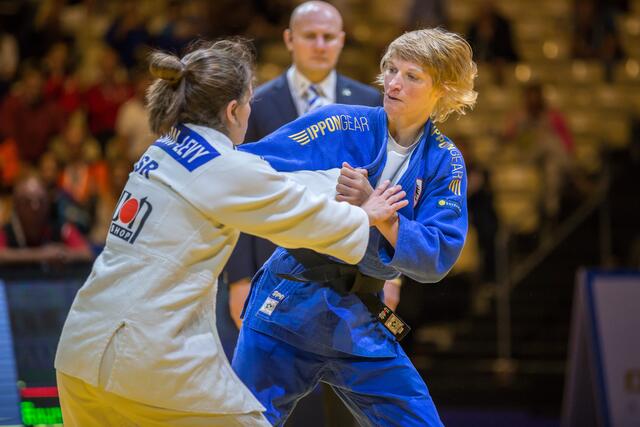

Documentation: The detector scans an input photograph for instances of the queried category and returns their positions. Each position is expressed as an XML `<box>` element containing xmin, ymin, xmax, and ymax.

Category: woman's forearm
<box><xmin>376</xmin><ymin>216</ymin><xmax>400</xmax><ymax>248</ymax></box>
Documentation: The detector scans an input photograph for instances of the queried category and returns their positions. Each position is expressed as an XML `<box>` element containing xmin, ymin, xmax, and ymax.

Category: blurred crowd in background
<box><xmin>0</xmin><ymin>0</ymin><xmax>639</xmax><ymax>277</ymax></box>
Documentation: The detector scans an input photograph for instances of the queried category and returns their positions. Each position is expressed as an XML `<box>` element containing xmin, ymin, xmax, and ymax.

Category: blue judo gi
<box><xmin>232</xmin><ymin>105</ymin><xmax>468</xmax><ymax>426</ymax></box>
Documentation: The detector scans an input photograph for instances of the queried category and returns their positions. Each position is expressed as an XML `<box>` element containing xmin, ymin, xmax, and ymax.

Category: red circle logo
<box><xmin>119</xmin><ymin>198</ymin><xmax>139</xmax><ymax>224</ymax></box>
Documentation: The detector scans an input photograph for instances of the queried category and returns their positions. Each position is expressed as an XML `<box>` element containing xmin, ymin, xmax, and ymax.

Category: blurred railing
<box><xmin>493</xmin><ymin>158</ymin><xmax>612</xmax><ymax>369</ymax></box>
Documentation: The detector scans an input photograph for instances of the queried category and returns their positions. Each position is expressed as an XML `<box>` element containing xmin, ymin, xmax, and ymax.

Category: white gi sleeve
<box><xmin>281</xmin><ymin>168</ymin><xmax>340</xmax><ymax>199</ymax></box>
<box><xmin>185</xmin><ymin>151</ymin><xmax>369</xmax><ymax>264</ymax></box>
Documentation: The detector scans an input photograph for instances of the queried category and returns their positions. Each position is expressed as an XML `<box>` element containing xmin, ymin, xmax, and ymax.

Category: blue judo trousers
<box><xmin>232</xmin><ymin>105</ymin><xmax>468</xmax><ymax>426</ymax></box>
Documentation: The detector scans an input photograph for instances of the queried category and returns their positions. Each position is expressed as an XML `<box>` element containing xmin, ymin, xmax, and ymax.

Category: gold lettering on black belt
<box><xmin>377</xmin><ymin>305</ymin><xmax>411</xmax><ymax>341</ymax></box>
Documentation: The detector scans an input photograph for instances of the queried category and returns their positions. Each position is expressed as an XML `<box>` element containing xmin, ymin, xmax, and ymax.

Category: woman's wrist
<box><xmin>376</xmin><ymin>215</ymin><xmax>400</xmax><ymax>247</ymax></box>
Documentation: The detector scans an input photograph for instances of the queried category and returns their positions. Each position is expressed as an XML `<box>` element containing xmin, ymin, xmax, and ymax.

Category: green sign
<box><xmin>21</xmin><ymin>402</ymin><xmax>62</xmax><ymax>426</ymax></box>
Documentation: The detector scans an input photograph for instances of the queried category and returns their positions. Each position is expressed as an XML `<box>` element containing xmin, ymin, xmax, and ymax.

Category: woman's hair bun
<box><xmin>149</xmin><ymin>52</ymin><xmax>185</xmax><ymax>84</ymax></box>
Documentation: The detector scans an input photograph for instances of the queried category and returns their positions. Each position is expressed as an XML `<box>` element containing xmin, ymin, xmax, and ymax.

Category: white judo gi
<box><xmin>54</xmin><ymin>123</ymin><xmax>370</xmax><ymax>426</ymax></box>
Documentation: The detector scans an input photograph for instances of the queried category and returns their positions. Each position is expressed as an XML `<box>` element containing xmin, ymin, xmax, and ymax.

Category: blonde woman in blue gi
<box><xmin>232</xmin><ymin>28</ymin><xmax>478</xmax><ymax>426</ymax></box>
<box><xmin>53</xmin><ymin>39</ymin><xmax>408</xmax><ymax>427</ymax></box>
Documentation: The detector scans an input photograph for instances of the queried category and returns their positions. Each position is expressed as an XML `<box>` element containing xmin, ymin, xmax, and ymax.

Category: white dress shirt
<box><xmin>286</xmin><ymin>66</ymin><xmax>337</xmax><ymax>116</ymax></box>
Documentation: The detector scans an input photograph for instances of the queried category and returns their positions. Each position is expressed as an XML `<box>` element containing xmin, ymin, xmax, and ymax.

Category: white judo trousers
<box><xmin>54</xmin><ymin>124</ymin><xmax>369</xmax><ymax>425</ymax></box>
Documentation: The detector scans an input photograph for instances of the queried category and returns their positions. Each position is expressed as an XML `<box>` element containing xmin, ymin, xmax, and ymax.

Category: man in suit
<box><xmin>218</xmin><ymin>2</ymin><xmax>383</xmax><ymax>425</ymax></box>
<box><xmin>244</xmin><ymin>2</ymin><xmax>382</xmax><ymax>142</ymax></box>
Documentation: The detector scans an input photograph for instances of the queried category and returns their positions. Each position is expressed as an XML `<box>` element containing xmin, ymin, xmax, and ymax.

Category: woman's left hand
<box><xmin>336</xmin><ymin>162</ymin><xmax>373</xmax><ymax>206</ymax></box>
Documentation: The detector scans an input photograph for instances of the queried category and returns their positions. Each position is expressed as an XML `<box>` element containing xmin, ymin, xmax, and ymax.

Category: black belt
<box><xmin>277</xmin><ymin>249</ymin><xmax>411</xmax><ymax>341</ymax></box>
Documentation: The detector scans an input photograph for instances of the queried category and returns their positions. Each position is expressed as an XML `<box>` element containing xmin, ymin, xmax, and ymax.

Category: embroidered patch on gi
<box><xmin>152</xmin><ymin>124</ymin><xmax>219</xmax><ymax>172</ymax></box>
<box><xmin>287</xmin><ymin>115</ymin><xmax>371</xmax><ymax>146</ymax></box>
<box><xmin>271</xmin><ymin>290</ymin><xmax>285</xmax><ymax>301</ymax></box>
<box><xmin>258</xmin><ymin>290</ymin><xmax>286</xmax><ymax>316</ymax></box>
<box><xmin>448</xmin><ymin>179</ymin><xmax>462</xmax><ymax>196</ymax></box>
<box><xmin>109</xmin><ymin>191</ymin><xmax>153</xmax><ymax>244</ymax></box>
<box><xmin>414</xmin><ymin>179</ymin><xmax>423</xmax><ymax>207</ymax></box>
<box><xmin>259</xmin><ymin>297</ymin><xmax>279</xmax><ymax>316</ymax></box>
<box><xmin>437</xmin><ymin>198</ymin><xmax>462</xmax><ymax>216</ymax></box>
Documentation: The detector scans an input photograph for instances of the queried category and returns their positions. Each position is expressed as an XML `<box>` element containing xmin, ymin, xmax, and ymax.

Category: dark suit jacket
<box><xmin>224</xmin><ymin>72</ymin><xmax>382</xmax><ymax>285</ymax></box>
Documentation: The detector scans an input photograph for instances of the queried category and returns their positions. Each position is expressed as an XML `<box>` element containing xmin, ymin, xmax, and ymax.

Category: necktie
<box><xmin>304</xmin><ymin>84</ymin><xmax>324</xmax><ymax>113</ymax></box>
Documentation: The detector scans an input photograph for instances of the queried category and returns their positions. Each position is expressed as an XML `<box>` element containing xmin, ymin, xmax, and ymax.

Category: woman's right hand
<box><xmin>360</xmin><ymin>180</ymin><xmax>408</xmax><ymax>227</ymax></box>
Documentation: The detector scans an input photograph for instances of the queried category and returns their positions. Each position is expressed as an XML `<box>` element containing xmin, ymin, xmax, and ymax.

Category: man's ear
<box><xmin>338</xmin><ymin>31</ymin><xmax>345</xmax><ymax>49</ymax></box>
<box><xmin>225</xmin><ymin>99</ymin><xmax>239</xmax><ymax>126</ymax></box>
<box><xmin>283</xmin><ymin>28</ymin><xmax>293</xmax><ymax>52</ymax></box>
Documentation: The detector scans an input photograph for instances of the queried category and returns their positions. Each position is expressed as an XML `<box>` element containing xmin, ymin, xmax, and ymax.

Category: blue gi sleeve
<box><xmin>240</xmin><ymin>104</ymin><xmax>385</xmax><ymax>172</ymax></box>
<box><xmin>378</xmin><ymin>146</ymin><xmax>468</xmax><ymax>284</ymax></box>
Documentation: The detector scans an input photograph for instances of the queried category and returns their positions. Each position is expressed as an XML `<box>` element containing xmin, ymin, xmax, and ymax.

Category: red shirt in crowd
<box><xmin>0</xmin><ymin>94</ymin><xmax>64</xmax><ymax>164</ymax></box>
<box><xmin>84</xmin><ymin>82</ymin><xmax>133</xmax><ymax>137</ymax></box>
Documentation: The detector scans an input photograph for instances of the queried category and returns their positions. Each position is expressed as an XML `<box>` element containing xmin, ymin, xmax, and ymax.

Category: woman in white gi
<box><xmin>54</xmin><ymin>39</ymin><xmax>408</xmax><ymax>426</ymax></box>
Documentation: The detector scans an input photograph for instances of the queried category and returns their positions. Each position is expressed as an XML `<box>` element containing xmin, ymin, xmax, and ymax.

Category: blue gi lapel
<box><xmin>394</xmin><ymin>120</ymin><xmax>432</xmax><ymax>219</ymax></box>
<box><xmin>362</xmin><ymin>113</ymin><xmax>388</xmax><ymax>185</ymax></box>
<box><xmin>362</xmin><ymin>119</ymin><xmax>432</xmax><ymax>220</ymax></box>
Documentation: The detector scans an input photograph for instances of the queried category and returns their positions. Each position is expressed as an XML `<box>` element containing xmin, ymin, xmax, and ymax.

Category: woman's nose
<box><xmin>388</xmin><ymin>74</ymin><xmax>402</xmax><ymax>90</ymax></box>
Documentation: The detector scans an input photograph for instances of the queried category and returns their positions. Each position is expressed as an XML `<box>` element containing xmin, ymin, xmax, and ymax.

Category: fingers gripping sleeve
<box><xmin>188</xmin><ymin>151</ymin><xmax>369</xmax><ymax>264</ymax></box>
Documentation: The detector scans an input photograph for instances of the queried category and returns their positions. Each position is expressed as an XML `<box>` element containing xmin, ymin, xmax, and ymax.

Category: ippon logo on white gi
<box><xmin>109</xmin><ymin>190</ymin><xmax>153</xmax><ymax>244</ymax></box>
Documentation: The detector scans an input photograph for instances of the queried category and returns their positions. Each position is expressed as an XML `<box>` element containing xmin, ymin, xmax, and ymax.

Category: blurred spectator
<box><xmin>105</xmin><ymin>0</ymin><xmax>150</xmax><ymax>69</ymax></box>
<box><xmin>42</xmin><ymin>41</ymin><xmax>83</xmax><ymax>118</ymax></box>
<box><xmin>461</xmin><ymin>140</ymin><xmax>498</xmax><ymax>284</ymax></box>
<box><xmin>0</xmin><ymin>62</ymin><xmax>64</xmax><ymax>165</ymax></box>
<box><xmin>503</xmin><ymin>83</ymin><xmax>573</xmax><ymax>224</ymax></box>
<box><xmin>0</xmin><ymin>138</ymin><xmax>21</xmax><ymax>193</ymax></box>
<box><xmin>50</xmin><ymin>111</ymin><xmax>105</xmax><ymax>234</ymax></box>
<box><xmin>466</xmin><ymin>0</ymin><xmax>518</xmax><ymax>84</ymax></box>
<box><xmin>15</xmin><ymin>0</ymin><xmax>73</xmax><ymax>61</ymax></box>
<box><xmin>403</xmin><ymin>0</ymin><xmax>448</xmax><ymax>31</ymax></box>
<box><xmin>208</xmin><ymin>0</ymin><xmax>253</xmax><ymax>39</ymax></box>
<box><xmin>38</xmin><ymin>150</ymin><xmax>86</xmax><ymax>242</ymax></box>
<box><xmin>84</xmin><ymin>46</ymin><xmax>134</xmax><ymax>148</ymax></box>
<box><xmin>38</xmin><ymin>151</ymin><xmax>61</xmax><ymax>196</ymax></box>
<box><xmin>114</xmin><ymin>67</ymin><xmax>154</xmax><ymax>163</ymax></box>
<box><xmin>90</xmin><ymin>158</ymin><xmax>130</xmax><ymax>246</ymax></box>
<box><xmin>0</xmin><ymin>28</ymin><xmax>19</xmax><ymax>99</ymax></box>
<box><xmin>466</xmin><ymin>1</ymin><xmax>518</xmax><ymax>63</ymax></box>
<box><xmin>58</xmin><ymin>0</ymin><xmax>111</xmax><ymax>56</ymax></box>
<box><xmin>571</xmin><ymin>0</ymin><xmax>624</xmax><ymax>80</ymax></box>
<box><xmin>153</xmin><ymin>0</ymin><xmax>198</xmax><ymax>53</ymax></box>
<box><xmin>467</xmin><ymin>167</ymin><xmax>498</xmax><ymax>282</ymax></box>
<box><xmin>0</xmin><ymin>172</ymin><xmax>93</xmax><ymax>264</ymax></box>
<box><xmin>505</xmin><ymin>83</ymin><xmax>574</xmax><ymax>154</ymax></box>
<box><xmin>50</xmin><ymin>111</ymin><xmax>101</xmax><ymax>170</ymax></box>
<box><xmin>0</xmin><ymin>0</ymin><xmax>29</xmax><ymax>49</ymax></box>
<box><xmin>245</xmin><ymin>0</ymin><xmax>293</xmax><ymax>52</ymax></box>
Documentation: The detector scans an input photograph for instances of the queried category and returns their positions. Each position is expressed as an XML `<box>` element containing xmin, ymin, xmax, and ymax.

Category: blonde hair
<box><xmin>378</xmin><ymin>28</ymin><xmax>478</xmax><ymax>123</ymax></box>
<box><xmin>146</xmin><ymin>39</ymin><xmax>254</xmax><ymax>135</ymax></box>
